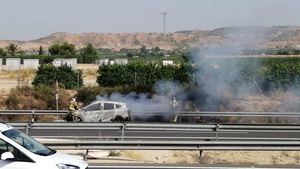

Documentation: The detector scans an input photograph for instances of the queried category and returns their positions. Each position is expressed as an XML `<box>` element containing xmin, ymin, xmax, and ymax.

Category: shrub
<box><xmin>4</xmin><ymin>86</ymin><xmax>72</xmax><ymax>122</ymax></box>
<box><xmin>5</xmin><ymin>86</ymin><xmax>71</xmax><ymax>110</ymax></box>
<box><xmin>32</xmin><ymin>64</ymin><xmax>83</xmax><ymax>89</ymax></box>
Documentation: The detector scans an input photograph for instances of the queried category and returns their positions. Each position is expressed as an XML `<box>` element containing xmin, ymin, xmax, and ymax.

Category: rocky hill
<box><xmin>1</xmin><ymin>26</ymin><xmax>300</xmax><ymax>51</ymax></box>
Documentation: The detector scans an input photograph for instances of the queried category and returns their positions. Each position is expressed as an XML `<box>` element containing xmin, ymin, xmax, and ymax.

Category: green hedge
<box><xmin>97</xmin><ymin>63</ymin><xmax>192</xmax><ymax>87</ymax></box>
<box><xmin>96</xmin><ymin>58</ymin><xmax>300</xmax><ymax>92</ymax></box>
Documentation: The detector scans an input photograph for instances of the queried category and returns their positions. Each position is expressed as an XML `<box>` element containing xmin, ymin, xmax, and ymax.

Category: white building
<box><xmin>162</xmin><ymin>60</ymin><xmax>174</xmax><ymax>66</ymax></box>
<box><xmin>23</xmin><ymin>59</ymin><xmax>39</xmax><ymax>70</ymax></box>
<box><xmin>5</xmin><ymin>58</ymin><xmax>21</xmax><ymax>71</ymax></box>
<box><xmin>53</xmin><ymin>58</ymin><xmax>77</xmax><ymax>69</ymax></box>
<box><xmin>96</xmin><ymin>59</ymin><xmax>109</xmax><ymax>65</ymax></box>
<box><xmin>62</xmin><ymin>58</ymin><xmax>77</xmax><ymax>70</ymax></box>
<box><xmin>109</xmin><ymin>60</ymin><xmax>115</xmax><ymax>65</ymax></box>
<box><xmin>0</xmin><ymin>58</ymin><xmax>2</xmax><ymax>71</ymax></box>
<box><xmin>115</xmin><ymin>58</ymin><xmax>128</xmax><ymax>65</ymax></box>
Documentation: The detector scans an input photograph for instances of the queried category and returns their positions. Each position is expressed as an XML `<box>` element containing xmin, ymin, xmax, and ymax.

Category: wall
<box><xmin>5</xmin><ymin>58</ymin><xmax>21</xmax><ymax>71</ymax></box>
<box><xmin>23</xmin><ymin>59</ymin><xmax>39</xmax><ymax>69</ymax></box>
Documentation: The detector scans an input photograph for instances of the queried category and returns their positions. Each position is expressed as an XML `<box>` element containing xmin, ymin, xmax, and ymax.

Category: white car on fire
<box><xmin>0</xmin><ymin>123</ymin><xmax>88</xmax><ymax>169</ymax></box>
<box><xmin>73</xmin><ymin>101</ymin><xmax>130</xmax><ymax>122</ymax></box>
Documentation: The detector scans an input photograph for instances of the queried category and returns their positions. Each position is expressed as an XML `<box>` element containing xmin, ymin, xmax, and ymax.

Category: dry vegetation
<box><xmin>103</xmin><ymin>150</ymin><xmax>299</xmax><ymax>165</ymax></box>
<box><xmin>0</xmin><ymin>86</ymin><xmax>73</xmax><ymax>122</ymax></box>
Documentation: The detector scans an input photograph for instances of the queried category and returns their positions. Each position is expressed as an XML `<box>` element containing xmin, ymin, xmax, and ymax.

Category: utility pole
<box><xmin>55</xmin><ymin>80</ymin><xmax>59</xmax><ymax>110</ymax></box>
<box><xmin>161</xmin><ymin>12</ymin><xmax>168</xmax><ymax>57</ymax></box>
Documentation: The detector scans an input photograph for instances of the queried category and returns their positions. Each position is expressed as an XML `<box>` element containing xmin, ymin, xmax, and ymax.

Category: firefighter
<box><xmin>171</xmin><ymin>97</ymin><xmax>178</xmax><ymax>123</ymax></box>
<box><xmin>68</xmin><ymin>97</ymin><xmax>78</xmax><ymax>121</ymax></box>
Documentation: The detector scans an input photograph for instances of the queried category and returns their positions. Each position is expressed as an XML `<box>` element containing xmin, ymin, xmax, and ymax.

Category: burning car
<box><xmin>71</xmin><ymin>101</ymin><xmax>130</xmax><ymax>122</ymax></box>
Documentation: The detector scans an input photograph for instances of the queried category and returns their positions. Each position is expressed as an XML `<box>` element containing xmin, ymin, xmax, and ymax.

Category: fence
<box><xmin>2</xmin><ymin>110</ymin><xmax>300</xmax><ymax>123</ymax></box>
<box><xmin>7</xmin><ymin>122</ymin><xmax>300</xmax><ymax>150</ymax></box>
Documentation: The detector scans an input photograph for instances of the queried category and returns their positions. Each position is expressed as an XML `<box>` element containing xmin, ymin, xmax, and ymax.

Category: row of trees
<box><xmin>0</xmin><ymin>42</ymin><xmax>180</xmax><ymax>64</ymax></box>
<box><xmin>94</xmin><ymin>57</ymin><xmax>300</xmax><ymax>92</ymax></box>
<box><xmin>97</xmin><ymin>63</ymin><xmax>192</xmax><ymax>87</ymax></box>
<box><xmin>21</xmin><ymin>56</ymin><xmax>300</xmax><ymax>94</ymax></box>
<box><xmin>243</xmin><ymin>47</ymin><xmax>300</xmax><ymax>55</ymax></box>
<box><xmin>0</xmin><ymin>43</ymin><xmax>23</xmax><ymax>56</ymax></box>
<box><xmin>0</xmin><ymin>42</ymin><xmax>100</xmax><ymax>63</ymax></box>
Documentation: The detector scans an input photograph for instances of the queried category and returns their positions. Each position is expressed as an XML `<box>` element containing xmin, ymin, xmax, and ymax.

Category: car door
<box><xmin>0</xmin><ymin>139</ymin><xmax>36</xmax><ymax>169</ymax></box>
<box><xmin>102</xmin><ymin>102</ymin><xmax>116</xmax><ymax>121</ymax></box>
<box><xmin>82</xmin><ymin>102</ymin><xmax>103</xmax><ymax>122</ymax></box>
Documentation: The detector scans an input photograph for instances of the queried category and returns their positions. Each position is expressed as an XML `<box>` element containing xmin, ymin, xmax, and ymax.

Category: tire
<box><xmin>73</xmin><ymin>116</ymin><xmax>82</xmax><ymax>122</ymax></box>
<box><xmin>113</xmin><ymin>116</ymin><xmax>125</xmax><ymax>122</ymax></box>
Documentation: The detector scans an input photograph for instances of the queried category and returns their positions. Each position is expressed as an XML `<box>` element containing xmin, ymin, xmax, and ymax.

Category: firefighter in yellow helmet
<box><xmin>68</xmin><ymin>97</ymin><xmax>78</xmax><ymax>121</ymax></box>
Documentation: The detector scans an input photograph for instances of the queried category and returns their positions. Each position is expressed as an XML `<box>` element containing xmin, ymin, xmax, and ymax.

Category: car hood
<box><xmin>48</xmin><ymin>151</ymin><xmax>88</xmax><ymax>168</ymax></box>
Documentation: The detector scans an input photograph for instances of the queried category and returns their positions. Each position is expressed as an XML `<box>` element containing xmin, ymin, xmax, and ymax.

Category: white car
<box><xmin>73</xmin><ymin>101</ymin><xmax>130</xmax><ymax>122</ymax></box>
<box><xmin>0</xmin><ymin>123</ymin><xmax>88</xmax><ymax>169</ymax></box>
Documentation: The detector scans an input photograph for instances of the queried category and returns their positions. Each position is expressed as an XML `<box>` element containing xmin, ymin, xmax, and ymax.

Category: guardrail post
<box><xmin>84</xmin><ymin>149</ymin><xmax>89</xmax><ymax>161</ymax></box>
<box><xmin>121</xmin><ymin>123</ymin><xmax>126</xmax><ymax>141</ymax></box>
<box><xmin>25</xmin><ymin>124</ymin><xmax>29</xmax><ymax>135</ymax></box>
<box><xmin>31</xmin><ymin>110</ymin><xmax>35</xmax><ymax>124</ymax></box>
<box><xmin>215</xmin><ymin>124</ymin><xmax>220</xmax><ymax>141</ymax></box>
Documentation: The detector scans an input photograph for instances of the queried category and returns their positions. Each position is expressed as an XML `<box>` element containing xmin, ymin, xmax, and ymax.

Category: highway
<box><xmin>6</xmin><ymin>122</ymin><xmax>300</xmax><ymax>150</ymax></box>
<box><xmin>14</xmin><ymin>123</ymin><xmax>300</xmax><ymax>141</ymax></box>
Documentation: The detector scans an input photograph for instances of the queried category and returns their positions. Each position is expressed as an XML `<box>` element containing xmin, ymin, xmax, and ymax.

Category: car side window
<box><xmin>85</xmin><ymin>103</ymin><xmax>101</xmax><ymax>111</ymax></box>
<box><xmin>116</xmin><ymin>104</ymin><xmax>122</xmax><ymax>109</ymax></box>
<box><xmin>0</xmin><ymin>139</ymin><xmax>33</xmax><ymax>162</ymax></box>
<box><xmin>104</xmin><ymin>103</ymin><xmax>114</xmax><ymax>110</ymax></box>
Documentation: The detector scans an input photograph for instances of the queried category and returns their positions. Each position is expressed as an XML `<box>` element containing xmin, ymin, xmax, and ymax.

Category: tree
<box><xmin>127</xmin><ymin>52</ymin><xmax>133</xmax><ymax>57</ymax></box>
<box><xmin>32</xmin><ymin>64</ymin><xmax>83</xmax><ymax>90</ymax></box>
<box><xmin>140</xmin><ymin>46</ymin><xmax>148</xmax><ymax>54</ymax></box>
<box><xmin>48</xmin><ymin>43</ymin><xmax>60</xmax><ymax>55</ymax></box>
<box><xmin>81</xmin><ymin>43</ymin><xmax>97</xmax><ymax>55</ymax></box>
<box><xmin>38</xmin><ymin>46</ymin><xmax>44</xmax><ymax>55</ymax></box>
<box><xmin>48</xmin><ymin>42</ymin><xmax>76</xmax><ymax>57</ymax></box>
<box><xmin>80</xmin><ymin>43</ymin><xmax>99</xmax><ymax>63</ymax></box>
<box><xmin>153</xmin><ymin>46</ymin><xmax>161</xmax><ymax>53</ymax></box>
<box><xmin>6</xmin><ymin>43</ymin><xmax>20</xmax><ymax>56</ymax></box>
<box><xmin>0</xmin><ymin>48</ymin><xmax>6</xmax><ymax>56</ymax></box>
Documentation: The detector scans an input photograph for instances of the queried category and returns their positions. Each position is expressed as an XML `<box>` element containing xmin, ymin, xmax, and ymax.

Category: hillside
<box><xmin>1</xmin><ymin>26</ymin><xmax>300</xmax><ymax>51</ymax></box>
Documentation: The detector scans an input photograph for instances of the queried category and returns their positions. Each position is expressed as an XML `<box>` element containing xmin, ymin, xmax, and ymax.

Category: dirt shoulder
<box><xmin>63</xmin><ymin>150</ymin><xmax>300</xmax><ymax>165</ymax></box>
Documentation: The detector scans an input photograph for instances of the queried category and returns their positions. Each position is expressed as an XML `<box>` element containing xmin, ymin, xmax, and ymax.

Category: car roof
<box><xmin>90</xmin><ymin>100</ymin><xmax>125</xmax><ymax>105</ymax></box>
<box><xmin>0</xmin><ymin>123</ymin><xmax>14</xmax><ymax>132</ymax></box>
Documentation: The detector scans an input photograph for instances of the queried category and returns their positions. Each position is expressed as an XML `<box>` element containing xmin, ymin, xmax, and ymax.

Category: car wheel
<box><xmin>113</xmin><ymin>116</ymin><xmax>125</xmax><ymax>122</ymax></box>
<box><xmin>73</xmin><ymin>116</ymin><xmax>82</xmax><ymax>122</ymax></box>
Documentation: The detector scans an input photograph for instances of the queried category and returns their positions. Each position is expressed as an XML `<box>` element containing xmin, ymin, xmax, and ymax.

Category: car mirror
<box><xmin>1</xmin><ymin>152</ymin><xmax>14</xmax><ymax>160</ymax></box>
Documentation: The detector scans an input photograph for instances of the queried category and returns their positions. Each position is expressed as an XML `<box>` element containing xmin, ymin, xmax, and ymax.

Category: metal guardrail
<box><xmin>88</xmin><ymin>165</ymin><xmax>300</xmax><ymax>169</ymax></box>
<box><xmin>42</xmin><ymin>140</ymin><xmax>300</xmax><ymax>150</ymax></box>
<box><xmin>7</xmin><ymin>122</ymin><xmax>300</xmax><ymax>150</ymax></box>
<box><xmin>2</xmin><ymin>110</ymin><xmax>300</xmax><ymax>119</ymax></box>
<box><xmin>0</xmin><ymin>110</ymin><xmax>68</xmax><ymax>115</ymax></box>
<box><xmin>177</xmin><ymin>111</ymin><xmax>300</xmax><ymax>117</ymax></box>
<box><xmin>0</xmin><ymin>110</ymin><xmax>68</xmax><ymax>122</ymax></box>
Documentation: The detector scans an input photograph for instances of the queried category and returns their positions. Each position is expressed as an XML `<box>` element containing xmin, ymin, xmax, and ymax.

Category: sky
<box><xmin>0</xmin><ymin>0</ymin><xmax>300</xmax><ymax>40</ymax></box>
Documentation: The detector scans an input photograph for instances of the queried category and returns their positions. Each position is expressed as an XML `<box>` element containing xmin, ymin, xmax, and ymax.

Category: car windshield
<box><xmin>3</xmin><ymin>129</ymin><xmax>56</xmax><ymax>156</ymax></box>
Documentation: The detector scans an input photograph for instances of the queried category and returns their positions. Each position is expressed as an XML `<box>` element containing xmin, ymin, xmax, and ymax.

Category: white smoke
<box><xmin>189</xmin><ymin>27</ymin><xmax>267</xmax><ymax>110</ymax></box>
<box><xmin>95</xmin><ymin>81</ymin><xmax>184</xmax><ymax>120</ymax></box>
